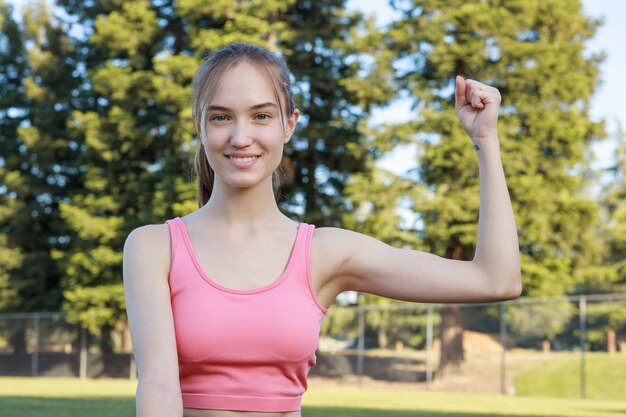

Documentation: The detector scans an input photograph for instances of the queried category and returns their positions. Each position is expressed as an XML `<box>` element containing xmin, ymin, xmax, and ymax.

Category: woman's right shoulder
<box><xmin>125</xmin><ymin>222</ymin><xmax>171</xmax><ymax>247</ymax></box>
<box><xmin>123</xmin><ymin>222</ymin><xmax>172</xmax><ymax>272</ymax></box>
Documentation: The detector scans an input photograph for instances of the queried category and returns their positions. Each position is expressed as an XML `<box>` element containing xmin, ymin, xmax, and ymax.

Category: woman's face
<box><xmin>200</xmin><ymin>62</ymin><xmax>299</xmax><ymax>192</ymax></box>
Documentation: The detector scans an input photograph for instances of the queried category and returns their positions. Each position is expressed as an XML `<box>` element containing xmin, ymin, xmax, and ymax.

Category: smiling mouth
<box><xmin>228</xmin><ymin>155</ymin><xmax>259</xmax><ymax>162</ymax></box>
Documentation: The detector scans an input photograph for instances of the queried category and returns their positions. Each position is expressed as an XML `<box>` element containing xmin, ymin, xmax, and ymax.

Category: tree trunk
<box><xmin>438</xmin><ymin>240</ymin><xmax>466</xmax><ymax>376</ymax></box>
<box><xmin>10</xmin><ymin>326</ymin><xmax>27</xmax><ymax>355</ymax></box>
<box><xmin>377</xmin><ymin>310</ymin><xmax>389</xmax><ymax>349</ymax></box>
<box><xmin>99</xmin><ymin>324</ymin><xmax>114</xmax><ymax>354</ymax></box>
<box><xmin>438</xmin><ymin>304</ymin><xmax>464</xmax><ymax>376</ymax></box>
<box><xmin>607</xmin><ymin>329</ymin><xmax>616</xmax><ymax>353</ymax></box>
<box><xmin>122</xmin><ymin>324</ymin><xmax>132</xmax><ymax>353</ymax></box>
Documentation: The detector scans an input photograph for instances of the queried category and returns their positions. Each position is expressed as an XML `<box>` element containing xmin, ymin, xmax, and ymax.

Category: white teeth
<box><xmin>229</xmin><ymin>156</ymin><xmax>257</xmax><ymax>162</ymax></box>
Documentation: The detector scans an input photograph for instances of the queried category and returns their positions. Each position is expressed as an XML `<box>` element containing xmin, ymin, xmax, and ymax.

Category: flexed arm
<box><xmin>315</xmin><ymin>77</ymin><xmax>521</xmax><ymax>304</ymax></box>
<box><xmin>455</xmin><ymin>76</ymin><xmax>521</xmax><ymax>298</ymax></box>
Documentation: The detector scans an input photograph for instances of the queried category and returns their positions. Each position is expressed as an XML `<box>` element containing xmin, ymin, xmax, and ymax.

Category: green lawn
<box><xmin>2</xmin><ymin>377</ymin><xmax>626</xmax><ymax>417</ymax></box>
<box><xmin>515</xmin><ymin>352</ymin><xmax>626</xmax><ymax>399</ymax></box>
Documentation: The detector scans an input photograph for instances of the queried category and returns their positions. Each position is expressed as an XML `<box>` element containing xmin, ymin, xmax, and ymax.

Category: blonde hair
<box><xmin>191</xmin><ymin>43</ymin><xmax>296</xmax><ymax>207</ymax></box>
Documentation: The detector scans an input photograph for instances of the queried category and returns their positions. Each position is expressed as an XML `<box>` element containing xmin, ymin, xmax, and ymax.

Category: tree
<box><xmin>580</xmin><ymin>128</ymin><xmax>626</xmax><ymax>349</ymax></box>
<box><xmin>352</xmin><ymin>0</ymin><xmax>608</xmax><ymax>375</ymax></box>
<box><xmin>598</xmin><ymin>128</ymin><xmax>626</xmax><ymax>293</ymax></box>
<box><xmin>48</xmin><ymin>0</ymin><xmax>375</xmax><ymax>354</ymax></box>
<box><xmin>0</xmin><ymin>0</ymin><xmax>82</xmax><ymax>315</ymax></box>
<box><xmin>52</xmin><ymin>0</ymin><xmax>222</xmax><ymax>351</ymax></box>
<box><xmin>277</xmin><ymin>1</ymin><xmax>384</xmax><ymax>226</ymax></box>
<box><xmin>0</xmin><ymin>1</ymin><xmax>27</xmax><ymax>313</ymax></box>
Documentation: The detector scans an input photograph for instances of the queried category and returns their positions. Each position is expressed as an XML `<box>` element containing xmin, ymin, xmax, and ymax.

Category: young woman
<box><xmin>123</xmin><ymin>43</ymin><xmax>521</xmax><ymax>417</ymax></box>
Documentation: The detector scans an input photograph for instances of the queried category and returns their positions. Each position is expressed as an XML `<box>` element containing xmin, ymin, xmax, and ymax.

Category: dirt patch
<box><xmin>312</xmin><ymin>331</ymin><xmax>556</xmax><ymax>395</ymax></box>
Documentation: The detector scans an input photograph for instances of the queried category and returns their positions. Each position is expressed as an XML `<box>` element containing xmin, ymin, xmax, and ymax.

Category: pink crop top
<box><xmin>165</xmin><ymin>217</ymin><xmax>328</xmax><ymax>412</ymax></box>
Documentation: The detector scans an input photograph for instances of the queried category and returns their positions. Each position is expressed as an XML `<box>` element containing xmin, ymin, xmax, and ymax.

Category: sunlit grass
<box><xmin>2</xmin><ymin>376</ymin><xmax>626</xmax><ymax>417</ymax></box>
<box><xmin>516</xmin><ymin>352</ymin><xmax>626</xmax><ymax>399</ymax></box>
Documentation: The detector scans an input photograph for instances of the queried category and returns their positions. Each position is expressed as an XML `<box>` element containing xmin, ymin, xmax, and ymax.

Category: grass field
<box><xmin>2</xmin><ymin>377</ymin><xmax>626</xmax><ymax>417</ymax></box>
<box><xmin>515</xmin><ymin>352</ymin><xmax>626</xmax><ymax>399</ymax></box>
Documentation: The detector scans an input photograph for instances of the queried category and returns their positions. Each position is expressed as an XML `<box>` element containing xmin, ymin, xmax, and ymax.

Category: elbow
<box><xmin>494</xmin><ymin>270</ymin><xmax>522</xmax><ymax>301</ymax></box>
<box><xmin>474</xmin><ymin>260</ymin><xmax>523</xmax><ymax>302</ymax></box>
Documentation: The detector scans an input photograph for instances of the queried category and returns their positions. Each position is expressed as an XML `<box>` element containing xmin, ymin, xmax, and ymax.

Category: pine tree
<box><xmin>598</xmin><ymin>130</ymin><xmax>626</xmax><ymax>292</ymax></box>
<box><xmin>582</xmin><ymin>130</ymin><xmax>626</xmax><ymax>348</ymax></box>
<box><xmin>54</xmin><ymin>0</ymin><xmax>198</xmax><ymax>352</ymax></box>
<box><xmin>0</xmin><ymin>0</ymin><xmax>82</xmax><ymax>314</ymax></box>
<box><xmin>0</xmin><ymin>1</ymin><xmax>27</xmax><ymax>313</ymax></box>
<box><xmin>277</xmin><ymin>1</ymin><xmax>381</xmax><ymax>225</ymax></box>
<box><xmin>353</xmin><ymin>0</ymin><xmax>608</xmax><ymax>374</ymax></box>
<box><xmin>50</xmin><ymin>0</ymin><xmax>375</xmax><ymax>354</ymax></box>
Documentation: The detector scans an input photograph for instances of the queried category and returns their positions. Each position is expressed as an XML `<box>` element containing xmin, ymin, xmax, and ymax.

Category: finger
<box><xmin>470</xmin><ymin>89</ymin><xmax>485</xmax><ymax>109</ymax></box>
<box><xmin>465</xmin><ymin>78</ymin><xmax>484</xmax><ymax>109</ymax></box>
<box><xmin>455</xmin><ymin>76</ymin><xmax>467</xmax><ymax>109</ymax></box>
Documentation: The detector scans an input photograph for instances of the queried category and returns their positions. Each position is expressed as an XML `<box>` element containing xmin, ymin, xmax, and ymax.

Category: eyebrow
<box><xmin>206</xmin><ymin>102</ymin><xmax>278</xmax><ymax>112</ymax></box>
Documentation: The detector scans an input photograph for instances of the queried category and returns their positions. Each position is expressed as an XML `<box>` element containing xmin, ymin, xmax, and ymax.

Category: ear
<box><xmin>283</xmin><ymin>108</ymin><xmax>300</xmax><ymax>144</ymax></box>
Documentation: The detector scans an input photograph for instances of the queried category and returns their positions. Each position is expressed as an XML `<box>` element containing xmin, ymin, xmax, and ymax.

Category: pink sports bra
<box><xmin>165</xmin><ymin>217</ymin><xmax>328</xmax><ymax>412</ymax></box>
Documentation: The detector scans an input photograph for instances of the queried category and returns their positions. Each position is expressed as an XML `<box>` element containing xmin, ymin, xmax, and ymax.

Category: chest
<box><xmin>186</xmin><ymin>228</ymin><xmax>297</xmax><ymax>291</ymax></box>
<box><xmin>171</xmin><ymin>283</ymin><xmax>324</xmax><ymax>364</ymax></box>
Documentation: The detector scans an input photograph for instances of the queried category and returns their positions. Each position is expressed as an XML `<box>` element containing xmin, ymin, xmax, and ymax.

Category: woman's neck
<box><xmin>199</xmin><ymin>178</ymin><xmax>293</xmax><ymax>229</ymax></box>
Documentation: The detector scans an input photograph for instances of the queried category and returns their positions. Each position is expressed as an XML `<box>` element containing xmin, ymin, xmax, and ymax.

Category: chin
<box><xmin>222</xmin><ymin>175</ymin><xmax>273</xmax><ymax>190</ymax></box>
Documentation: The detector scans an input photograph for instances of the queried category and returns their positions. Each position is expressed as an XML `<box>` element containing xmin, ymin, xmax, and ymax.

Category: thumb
<box><xmin>454</xmin><ymin>75</ymin><xmax>467</xmax><ymax>110</ymax></box>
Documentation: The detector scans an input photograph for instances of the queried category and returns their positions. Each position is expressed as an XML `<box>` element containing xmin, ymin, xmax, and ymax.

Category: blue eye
<box><xmin>211</xmin><ymin>115</ymin><xmax>228</xmax><ymax>122</ymax></box>
<box><xmin>255</xmin><ymin>113</ymin><xmax>271</xmax><ymax>121</ymax></box>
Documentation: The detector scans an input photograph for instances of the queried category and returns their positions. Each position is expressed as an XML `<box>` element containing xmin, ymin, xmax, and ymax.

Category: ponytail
<box><xmin>194</xmin><ymin>142</ymin><xmax>214</xmax><ymax>208</ymax></box>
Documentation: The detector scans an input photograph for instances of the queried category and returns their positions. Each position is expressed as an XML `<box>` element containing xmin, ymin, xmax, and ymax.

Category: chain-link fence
<box><xmin>0</xmin><ymin>312</ymin><xmax>135</xmax><ymax>379</ymax></box>
<box><xmin>2</xmin><ymin>294</ymin><xmax>625</xmax><ymax>399</ymax></box>
<box><xmin>313</xmin><ymin>293</ymin><xmax>626</xmax><ymax>399</ymax></box>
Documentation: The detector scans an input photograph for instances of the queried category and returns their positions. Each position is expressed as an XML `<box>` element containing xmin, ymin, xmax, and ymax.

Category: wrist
<box><xmin>472</xmin><ymin>135</ymin><xmax>500</xmax><ymax>150</ymax></box>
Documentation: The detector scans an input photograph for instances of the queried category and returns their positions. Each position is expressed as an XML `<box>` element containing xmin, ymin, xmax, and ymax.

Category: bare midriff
<box><xmin>183</xmin><ymin>409</ymin><xmax>301</xmax><ymax>417</ymax></box>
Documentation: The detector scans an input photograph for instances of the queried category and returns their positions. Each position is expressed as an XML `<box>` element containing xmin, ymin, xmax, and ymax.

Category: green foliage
<box><xmin>386</xmin><ymin>0</ymin><xmax>607</xmax><ymax>293</ymax></box>
<box><xmin>506</xmin><ymin>301</ymin><xmax>574</xmax><ymax>341</ymax></box>
<box><xmin>0</xmin><ymin>2</ymin><xmax>23</xmax><ymax>309</ymax></box>
<box><xmin>321</xmin><ymin>307</ymin><xmax>359</xmax><ymax>340</ymax></box>
<box><xmin>366</xmin><ymin>304</ymin><xmax>434</xmax><ymax>349</ymax></box>
<box><xmin>584</xmin><ymin>301</ymin><xmax>626</xmax><ymax>347</ymax></box>
<box><xmin>597</xmin><ymin>131</ymin><xmax>626</xmax><ymax>292</ymax></box>
<box><xmin>277</xmin><ymin>1</ymin><xmax>380</xmax><ymax>225</ymax></box>
<box><xmin>2</xmin><ymin>0</ymin><xmax>623</xmax><ymax>352</ymax></box>
<box><xmin>0</xmin><ymin>0</ymin><xmax>79</xmax><ymax>312</ymax></box>
<box><xmin>0</xmin><ymin>0</ymin><xmax>375</xmax><ymax>334</ymax></box>
<box><xmin>62</xmin><ymin>284</ymin><xmax>126</xmax><ymax>334</ymax></box>
<box><xmin>341</xmin><ymin>0</ymin><xmax>613</xmax><ymax>369</ymax></box>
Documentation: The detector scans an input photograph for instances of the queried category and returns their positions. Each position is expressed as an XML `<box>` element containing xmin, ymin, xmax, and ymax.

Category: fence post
<box><xmin>80</xmin><ymin>326</ymin><xmax>88</xmax><ymax>380</ymax></box>
<box><xmin>31</xmin><ymin>313</ymin><xmax>40</xmax><ymax>377</ymax></box>
<box><xmin>579</xmin><ymin>295</ymin><xmax>587</xmax><ymax>399</ymax></box>
<box><xmin>499</xmin><ymin>302</ymin><xmax>507</xmax><ymax>395</ymax></box>
<box><xmin>356</xmin><ymin>307</ymin><xmax>365</xmax><ymax>387</ymax></box>
<box><xmin>426</xmin><ymin>304</ymin><xmax>433</xmax><ymax>390</ymax></box>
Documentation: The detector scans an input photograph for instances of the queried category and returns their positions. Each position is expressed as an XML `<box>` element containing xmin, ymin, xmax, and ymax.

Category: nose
<box><xmin>229</xmin><ymin>121</ymin><xmax>253</xmax><ymax>148</ymax></box>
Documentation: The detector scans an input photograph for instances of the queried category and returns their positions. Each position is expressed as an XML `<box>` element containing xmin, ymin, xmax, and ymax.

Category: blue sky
<box><xmin>347</xmin><ymin>0</ymin><xmax>626</xmax><ymax>178</ymax></box>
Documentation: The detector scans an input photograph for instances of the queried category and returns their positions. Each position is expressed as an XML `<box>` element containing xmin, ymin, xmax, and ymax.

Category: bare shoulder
<box><xmin>125</xmin><ymin>223</ymin><xmax>170</xmax><ymax>246</ymax></box>
<box><xmin>310</xmin><ymin>226</ymin><xmax>383</xmax><ymax>282</ymax></box>
<box><xmin>312</xmin><ymin>226</ymin><xmax>388</xmax><ymax>254</ymax></box>
<box><xmin>123</xmin><ymin>223</ymin><xmax>171</xmax><ymax>279</ymax></box>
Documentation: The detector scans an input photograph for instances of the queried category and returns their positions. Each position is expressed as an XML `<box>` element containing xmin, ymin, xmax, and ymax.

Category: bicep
<box><xmin>123</xmin><ymin>226</ymin><xmax>180</xmax><ymax>389</ymax></box>
<box><xmin>329</xmin><ymin>229</ymin><xmax>496</xmax><ymax>304</ymax></box>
